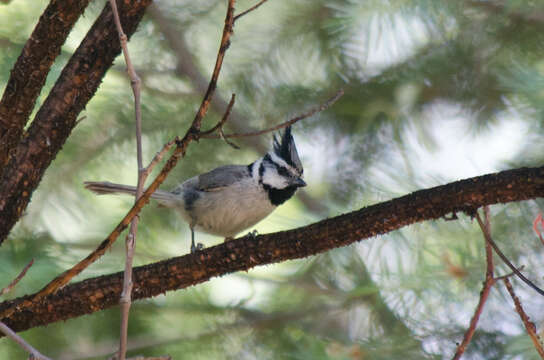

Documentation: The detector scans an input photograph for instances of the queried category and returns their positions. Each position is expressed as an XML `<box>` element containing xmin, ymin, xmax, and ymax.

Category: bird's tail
<box><xmin>84</xmin><ymin>181</ymin><xmax>178</xmax><ymax>207</ymax></box>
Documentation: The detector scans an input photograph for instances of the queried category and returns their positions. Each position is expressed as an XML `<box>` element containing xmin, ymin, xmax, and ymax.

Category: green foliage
<box><xmin>1</xmin><ymin>0</ymin><xmax>544</xmax><ymax>358</ymax></box>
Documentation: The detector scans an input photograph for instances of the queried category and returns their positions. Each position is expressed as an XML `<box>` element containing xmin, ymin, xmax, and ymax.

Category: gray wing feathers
<box><xmin>196</xmin><ymin>165</ymin><xmax>250</xmax><ymax>191</ymax></box>
<box><xmin>84</xmin><ymin>181</ymin><xmax>178</xmax><ymax>207</ymax></box>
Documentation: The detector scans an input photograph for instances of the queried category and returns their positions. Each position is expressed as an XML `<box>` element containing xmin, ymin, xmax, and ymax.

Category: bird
<box><xmin>84</xmin><ymin>126</ymin><xmax>306</xmax><ymax>253</ymax></box>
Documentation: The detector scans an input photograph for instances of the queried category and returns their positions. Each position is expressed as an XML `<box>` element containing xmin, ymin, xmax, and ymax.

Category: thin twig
<box><xmin>200</xmin><ymin>93</ymin><xmax>236</xmax><ymax>136</ymax></box>
<box><xmin>503</xmin><ymin>277</ymin><xmax>544</xmax><ymax>359</ymax></box>
<box><xmin>452</xmin><ymin>207</ymin><xmax>494</xmax><ymax>360</ymax></box>
<box><xmin>494</xmin><ymin>265</ymin><xmax>525</xmax><ymax>282</ymax></box>
<box><xmin>200</xmin><ymin>89</ymin><xmax>344</xmax><ymax>139</ymax></box>
<box><xmin>190</xmin><ymin>0</ymin><xmax>236</xmax><ymax>134</ymax></box>
<box><xmin>108</xmin><ymin>0</ymin><xmax>144</xmax><ymax>358</ymax></box>
<box><xmin>140</xmin><ymin>139</ymin><xmax>177</xmax><ymax>180</ymax></box>
<box><xmin>0</xmin><ymin>322</ymin><xmax>52</xmax><ymax>360</ymax></box>
<box><xmin>233</xmin><ymin>0</ymin><xmax>269</xmax><ymax>21</ymax></box>
<box><xmin>475</xmin><ymin>210</ymin><xmax>544</xmax><ymax>296</ymax></box>
<box><xmin>201</xmin><ymin>93</ymin><xmax>239</xmax><ymax>148</ymax></box>
<box><xmin>0</xmin><ymin>259</ymin><xmax>48</xmax><ymax>360</ymax></box>
<box><xmin>0</xmin><ymin>259</ymin><xmax>34</xmax><ymax>297</ymax></box>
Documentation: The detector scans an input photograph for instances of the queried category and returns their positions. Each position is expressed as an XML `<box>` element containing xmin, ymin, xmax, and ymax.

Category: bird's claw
<box><xmin>190</xmin><ymin>242</ymin><xmax>205</xmax><ymax>254</ymax></box>
<box><xmin>246</xmin><ymin>230</ymin><xmax>258</xmax><ymax>239</ymax></box>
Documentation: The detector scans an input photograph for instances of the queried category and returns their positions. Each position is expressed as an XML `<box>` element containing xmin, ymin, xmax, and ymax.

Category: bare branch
<box><xmin>0</xmin><ymin>322</ymin><xmax>51</xmax><ymax>360</ymax></box>
<box><xmin>189</xmin><ymin>0</ymin><xmax>236</xmax><ymax>134</ymax></box>
<box><xmin>201</xmin><ymin>94</ymin><xmax>240</xmax><ymax>148</ymax></box>
<box><xmin>0</xmin><ymin>259</ymin><xmax>47</xmax><ymax>359</ymax></box>
<box><xmin>0</xmin><ymin>259</ymin><xmax>33</xmax><ymax>297</ymax></box>
<box><xmin>452</xmin><ymin>207</ymin><xmax>495</xmax><ymax>360</ymax></box>
<box><xmin>503</xmin><ymin>277</ymin><xmax>544</xmax><ymax>359</ymax></box>
<box><xmin>234</xmin><ymin>0</ymin><xmax>269</xmax><ymax>21</ymax></box>
<box><xmin>200</xmin><ymin>94</ymin><xmax>236</xmax><ymax>136</ymax></box>
<box><xmin>141</xmin><ymin>139</ymin><xmax>177</xmax><ymax>181</ymax></box>
<box><xmin>476</xmin><ymin>211</ymin><xmax>544</xmax><ymax>296</ymax></box>
<box><xmin>201</xmin><ymin>89</ymin><xmax>344</xmax><ymax>139</ymax></box>
<box><xmin>108</xmin><ymin>0</ymin><xmax>144</xmax><ymax>357</ymax></box>
<box><xmin>494</xmin><ymin>265</ymin><xmax>525</xmax><ymax>282</ymax></box>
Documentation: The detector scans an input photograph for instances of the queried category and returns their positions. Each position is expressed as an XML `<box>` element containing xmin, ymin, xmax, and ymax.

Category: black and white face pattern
<box><xmin>250</xmin><ymin>126</ymin><xmax>306</xmax><ymax>206</ymax></box>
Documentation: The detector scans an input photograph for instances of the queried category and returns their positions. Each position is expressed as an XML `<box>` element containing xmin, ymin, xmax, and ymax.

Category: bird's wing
<box><xmin>196</xmin><ymin>165</ymin><xmax>250</xmax><ymax>191</ymax></box>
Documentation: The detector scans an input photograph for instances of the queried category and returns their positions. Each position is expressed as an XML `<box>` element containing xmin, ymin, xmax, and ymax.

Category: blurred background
<box><xmin>1</xmin><ymin>0</ymin><xmax>544</xmax><ymax>359</ymax></box>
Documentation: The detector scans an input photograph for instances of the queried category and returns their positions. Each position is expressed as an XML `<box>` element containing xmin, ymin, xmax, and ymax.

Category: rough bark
<box><xmin>1</xmin><ymin>166</ymin><xmax>543</xmax><ymax>333</ymax></box>
<box><xmin>0</xmin><ymin>0</ymin><xmax>90</xmax><ymax>170</ymax></box>
<box><xmin>0</xmin><ymin>0</ymin><xmax>153</xmax><ymax>244</ymax></box>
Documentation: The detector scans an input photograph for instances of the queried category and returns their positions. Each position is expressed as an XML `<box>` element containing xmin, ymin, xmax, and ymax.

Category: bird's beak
<box><xmin>293</xmin><ymin>178</ymin><xmax>307</xmax><ymax>187</ymax></box>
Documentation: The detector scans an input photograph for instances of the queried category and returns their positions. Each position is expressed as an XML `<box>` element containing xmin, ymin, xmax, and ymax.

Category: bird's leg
<box><xmin>190</xmin><ymin>228</ymin><xmax>196</xmax><ymax>253</ymax></box>
<box><xmin>190</xmin><ymin>228</ymin><xmax>204</xmax><ymax>253</ymax></box>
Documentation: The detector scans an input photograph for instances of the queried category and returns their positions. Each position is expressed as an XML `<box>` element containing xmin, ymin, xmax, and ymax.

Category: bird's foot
<box><xmin>190</xmin><ymin>242</ymin><xmax>204</xmax><ymax>253</ymax></box>
<box><xmin>246</xmin><ymin>230</ymin><xmax>258</xmax><ymax>239</ymax></box>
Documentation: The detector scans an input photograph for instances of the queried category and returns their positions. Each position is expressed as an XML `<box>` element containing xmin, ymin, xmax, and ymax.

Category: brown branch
<box><xmin>0</xmin><ymin>259</ymin><xmax>33</xmax><ymax>297</ymax></box>
<box><xmin>201</xmin><ymin>94</ymin><xmax>240</xmax><ymax>149</ymax></box>
<box><xmin>1</xmin><ymin>166</ymin><xmax>543</xmax><ymax>333</ymax></box>
<box><xmin>141</xmin><ymin>139</ymin><xmax>177</xmax><ymax>180</ymax></box>
<box><xmin>452</xmin><ymin>207</ymin><xmax>495</xmax><ymax>360</ymax></box>
<box><xmin>503</xmin><ymin>277</ymin><xmax>544</xmax><ymax>359</ymax></box>
<box><xmin>0</xmin><ymin>0</ymin><xmax>153</xmax><ymax>245</ymax></box>
<box><xmin>189</xmin><ymin>0</ymin><xmax>235</xmax><ymax>134</ymax></box>
<box><xmin>200</xmin><ymin>94</ymin><xmax>236</xmax><ymax>136</ymax></box>
<box><xmin>233</xmin><ymin>0</ymin><xmax>269</xmax><ymax>21</ymax></box>
<box><xmin>201</xmin><ymin>89</ymin><xmax>344</xmax><ymax>139</ymax></box>
<box><xmin>0</xmin><ymin>0</ymin><xmax>90</xmax><ymax>170</ymax></box>
<box><xmin>476</xmin><ymin>212</ymin><xmax>544</xmax><ymax>296</ymax></box>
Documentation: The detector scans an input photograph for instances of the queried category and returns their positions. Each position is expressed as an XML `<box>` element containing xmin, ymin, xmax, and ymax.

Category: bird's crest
<box><xmin>273</xmin><ymin>126</ymin><xmax>303</xmax><ymax>174</ymax></box>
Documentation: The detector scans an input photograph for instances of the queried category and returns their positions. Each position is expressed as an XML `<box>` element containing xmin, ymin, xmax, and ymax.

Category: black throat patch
<box><xmin>262</xmin><ymin>184</ymin><xmax>298</xmax><ymax>206</ymax></box>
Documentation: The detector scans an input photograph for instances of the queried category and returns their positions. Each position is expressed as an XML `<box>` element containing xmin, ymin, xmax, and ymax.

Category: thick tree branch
<box><xmin>0</xmin><ymin>0</ymin><xmax>90</xmax><ymax>170</ymax></box>
<box><xmin>1</xmin><ymin>166</ymin><xmax>543</xmax><ymax>333</ymax></box>
<box><xmin>0</xmin><ymin>0</ymin><xmax>153</xmax><ymax>244</ymax></box>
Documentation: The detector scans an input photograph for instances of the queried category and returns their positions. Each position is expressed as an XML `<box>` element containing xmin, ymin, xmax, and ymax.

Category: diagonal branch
<box><xmin>503</xmin><ymin>277</ymin><xmax>544</xmax><ymax>358</ymax></box>
<box><xmin>0</xmin><ymin>259</ymin><xmax>48</xmax><ymax>359</ymax></box>
<box><xmin>452</xmin><ymin>207</ymin><xmax>495</xmax><ymax>360</ymax></box>
<box><xmin>200</xmin><ymin>89</ymin><xmax>344</xmax><ymax>139</ymax></box>
<box><xmin>0</xmin><ymin>259</ymin><xmax>33</xmax><ymax>297</ymax></box>
<box><xmin>1</xmin><ymin>165</ymin><xmax>543</xmax><ymax>334</ymax></box>
<box><xmin>0</xmin><ymin>0</ymin><xmax>91</xmax><ymax>171</ymax></box>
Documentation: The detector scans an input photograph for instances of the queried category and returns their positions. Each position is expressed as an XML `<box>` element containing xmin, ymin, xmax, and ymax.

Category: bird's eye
<box><xmin>277</xmin><ymin>166</ymin><xmax>290</xmax><ymax>177</ymax></box>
